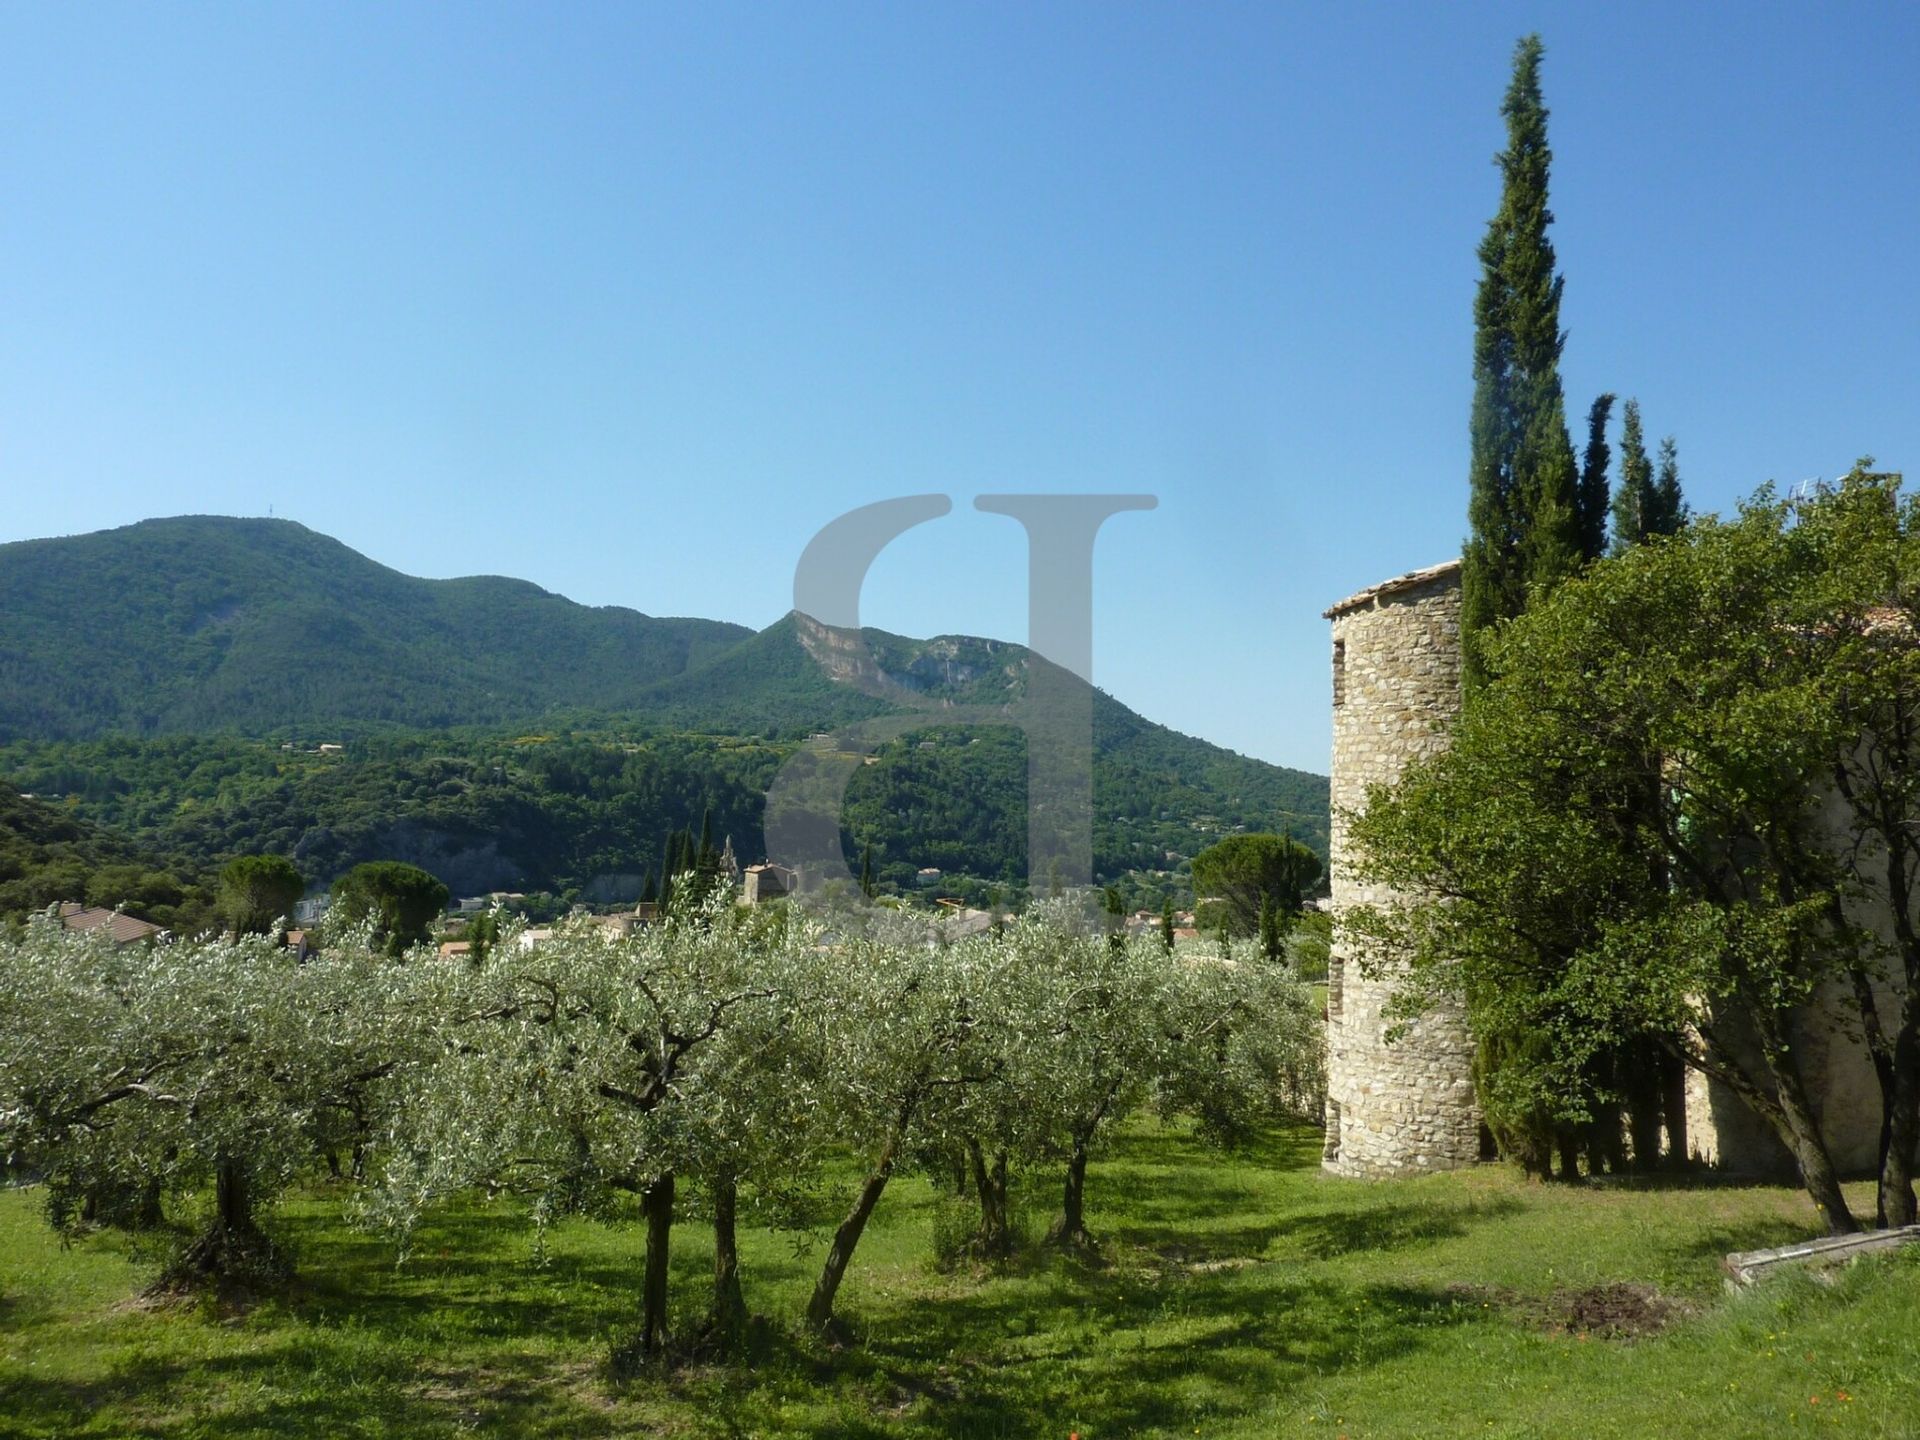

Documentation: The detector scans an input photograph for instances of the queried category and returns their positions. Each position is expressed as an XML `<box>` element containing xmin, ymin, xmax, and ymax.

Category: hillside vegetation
<box><xmin>0</xmin><ymin>518</ymin><xmax>1327</xmax><ymax>898</ymax></box>
<box><xmin>0</xmin><ymin>517</ymin><xmax>749</xmax><ymax>738</ymax></box>
<box><xmin>0</xmin><ymin>786</ymin><xmax>210</xmax><ymax>930</ymax></box>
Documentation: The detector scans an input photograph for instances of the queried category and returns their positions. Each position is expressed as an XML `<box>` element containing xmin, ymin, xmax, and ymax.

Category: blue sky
<box><xmin>2</xmin><ymin>3</ymin><xmax>1915</xmax><ymax>773</ymax></box>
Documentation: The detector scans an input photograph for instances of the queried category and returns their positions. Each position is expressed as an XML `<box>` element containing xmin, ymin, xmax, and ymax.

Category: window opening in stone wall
<box><xmin>1331</xmin><ymin>638</ymin><xmax>1346</xmax><ymax>706</ymax></box>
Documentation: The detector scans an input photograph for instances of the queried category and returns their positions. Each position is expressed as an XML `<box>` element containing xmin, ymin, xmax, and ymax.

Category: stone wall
<box><xmin>1688</xmin><ymin>767</ymin><xmax>1913</xmax><ymax>1176</ymax></box>
<box><xmin>1320</xmin><ymin>565</ymin><xmax>1912</xmax><ymax>1181</ymax></box>
<box><xmin>1322</xmin><ymin>560</ymin><xmax>1482</xmax><ymax>1177</ymax></box>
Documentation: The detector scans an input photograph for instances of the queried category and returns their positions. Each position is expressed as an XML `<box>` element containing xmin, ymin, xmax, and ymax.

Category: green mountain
<box><xmin>0</xmin><ymin>516</ymin><xmax>1329</xmax><ymax>893</ymax></box>
<box><xmin>0</xmin><ymin>516</ymin><xmax>750</xmax><ymax>738</ymax></box>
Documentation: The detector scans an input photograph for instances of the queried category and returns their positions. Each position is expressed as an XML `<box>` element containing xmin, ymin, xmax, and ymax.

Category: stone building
<box><xmin>1321</xmin><ymin>559</ymin><xmax>1908</xmax><ymax>1180</ymax></box>
<box><xmin>1321</xmin><ymin>559</ymin><xmax>1483</xmax><ymax>1177</ymax></box>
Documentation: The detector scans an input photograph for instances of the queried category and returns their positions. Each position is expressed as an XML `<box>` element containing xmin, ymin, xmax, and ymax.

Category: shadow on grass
<box><xmin>799</xmin><ymin>1272</ymin><xmax>1496</xmax><ymax>1440</ymax></box>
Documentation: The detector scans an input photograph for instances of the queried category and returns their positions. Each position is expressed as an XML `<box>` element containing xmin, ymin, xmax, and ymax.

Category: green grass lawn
<box><xmin>3</xmin><ymin>1121</ymin><xmax>1916</xmax><ymax>1439</ymax></box>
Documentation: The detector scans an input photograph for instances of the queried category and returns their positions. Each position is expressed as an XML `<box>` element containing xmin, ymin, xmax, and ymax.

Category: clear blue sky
<box><xmin>3</xmin><ymin>3</ymin><xmax>1915</xmax><ymax>773</ymax></box>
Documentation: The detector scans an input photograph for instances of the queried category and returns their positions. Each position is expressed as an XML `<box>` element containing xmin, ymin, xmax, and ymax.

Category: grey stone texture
<box><xmin>1321</xmin><ymin>560</ymin><xmax>1912</xmax><ymax>1181</ymax></box>
<box><xmin>1322</xmin><ymin>560</ymin><xmax>1482</xmax><ymax>1177</ymax></box>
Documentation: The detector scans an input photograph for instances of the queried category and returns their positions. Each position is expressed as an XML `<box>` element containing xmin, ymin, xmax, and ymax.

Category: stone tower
<box><xmin>1321</xmin><ymin>559</ymin><xmax>1482</xmax><ymax>1177</ymax></box>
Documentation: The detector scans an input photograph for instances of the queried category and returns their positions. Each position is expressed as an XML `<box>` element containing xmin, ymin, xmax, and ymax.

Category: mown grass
<box><xmin>3</xmin><ymin>1120</ymin><xmax>1916</xmax><ymax>1438</ymax></box>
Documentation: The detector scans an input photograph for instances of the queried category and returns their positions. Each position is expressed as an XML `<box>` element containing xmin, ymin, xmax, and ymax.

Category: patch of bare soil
<box><xmin>1449</xmin><ymin>1281</ymin><xmax>1691</xmax><ymax>1339</ymax></box>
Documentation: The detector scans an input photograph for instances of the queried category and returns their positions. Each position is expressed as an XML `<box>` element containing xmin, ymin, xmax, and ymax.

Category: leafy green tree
<box><xmin>329</xmin><ymin>861</ymin><xmax>448</xmax><ymax>955</ymax></box>
<box><xmin>1350</xmin><ymin>471</ymin><xmax>1920</xmax><ymax>1232</ymax></box>
<box><xmin>1461</xmin><ymin>33</ymin><xmax>1582</xmax><ymax>689</ymax></box>
<box><xmin>216</xmin><ymin>854</ymin><xmax>304</xmax><ymax>936</ymax></box>
<box><xmin>1190</xmin><ymin>833</ymin><xmax>1322</xmax><ymax>939</ymax></box>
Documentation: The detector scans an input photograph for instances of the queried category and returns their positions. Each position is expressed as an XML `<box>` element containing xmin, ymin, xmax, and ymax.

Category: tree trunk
<box><xmin>1678</xmin><ymin>1010</ymin><xmax>1856</xmax><ymax>1235</ymax></box>
<box><xmin>1659</xmin><ymin>1046</ymin><xmax>1689</xmax><ymax>1168</ymax></box>
<box><xmin>1048</xmin><ymin>1129</ymin><xmax>1093</xmax><ymax>1248</ymax></box>
<box><xmin>218</xmin><ymin>1158</ymin><xmax>251</xmax><ymax>1234</ymax></box>
<box><xmin>710</xmin><ymin>1173</ymin><xmax>747</xmax><ymax>1347</ymax></box>
<box><xmin>966</xmin><ymin>1138</ymin><xmax>1012</xmax><ymax>1258</ymax></box>
<box><xmin>640</xmin><ymin>1172</ymin><xmax>675</xmax><ymax>1354</ymax></box>
<box><xmin>1554</xmin><ymin>1128</ymin><xmax>1583</xmax><ymax>1183</ymax></box>
<box><xmin>806</xmin><ymin>1120</ymin><xmax>904</xmax><ymax>1330</ymax></box>
<box><xmin>155</xmin><ymin>1155</ymin><xmax>277</xmax><ymax>1292</ymax></box>
<box><xmin>1758</xmin><ymin>1036</ymin><xmax>1860</xmax><ymax>1236</ymax></box>
<box><xmin>1881</xmin><ymin>1014</ymin><xmax>1920</xmax><ymax>1229</ymax></box>
<box><xmin>1621</xmin><ymin>1038</ymin><xmax>1666</xmax><ymax>1170</ymax></box>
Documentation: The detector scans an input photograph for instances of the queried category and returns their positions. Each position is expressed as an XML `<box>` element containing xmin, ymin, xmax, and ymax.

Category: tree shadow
<box><xmin>781</xmin><ymin>1273</ymin><xmax>1495</xmax><ymax>1440</ymax></box>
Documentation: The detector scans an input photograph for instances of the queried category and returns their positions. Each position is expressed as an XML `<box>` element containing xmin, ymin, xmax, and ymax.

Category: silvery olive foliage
<box><xmin>2</xmin><ymin>887</ymin><xmax>1324</xmax><ymax>1327</ymax></box>
<box><xmin>356</xmin><ymin>894</ymin><xmax>820</xmax><ymax>1244</ymax></box>
<box><xmin>0</xmin><ymin>911</ymin><xmax>422</xmax><ymax>1264</ymax></box>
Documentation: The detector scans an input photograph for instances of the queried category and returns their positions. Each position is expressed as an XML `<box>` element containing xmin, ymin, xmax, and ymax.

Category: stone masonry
<box><xmin>1320</xmin><ymin>560</ymin><xmax>1909</xmax><ymax>1180</ymax></box>
<box><xmin>1321</xmin><ymin>560</ymin><xmax>1482</xmax><ymax>1177</ymax></box>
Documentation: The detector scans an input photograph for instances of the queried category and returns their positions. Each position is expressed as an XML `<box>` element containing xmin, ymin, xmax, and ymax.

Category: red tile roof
<box><xmin>56</xmin><ymin>903</ymin><xmax>166</xmax><ymax>944</ymax></box>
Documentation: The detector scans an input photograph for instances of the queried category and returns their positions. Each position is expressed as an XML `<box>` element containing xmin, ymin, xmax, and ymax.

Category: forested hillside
<box><xmin>0</xmin><ymin>517</ymin><xmax>1328</xmax><ymax>901</ymax></box>
<box><xmin>0</xmin><ymin>786</ymin><xmax>211</xmax><ymax>929</ymax></box>
<box><xmin>0</xmin><ymin>517</ymin><xmax>749</xmax><ymax>738</ymax></box>
<box><xmin>0</xmin><ymin>726</ymin><xmax>1325</xmax><ymax>907</ymax></box>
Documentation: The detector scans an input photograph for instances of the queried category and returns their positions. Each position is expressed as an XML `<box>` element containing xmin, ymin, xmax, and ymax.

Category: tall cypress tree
<box><xmin>1609</xmin><ymin>398</ymin><xmax>1655</xmax><ymax>553</ymax></box>
<box><xmin>1649</xmin><ymin>435</ymin><xmax>1687</xmax><ymax>538</ymax></box>
<box><xmin>1461</xmin><ymin>34</ymin><xmax>1581</xmax><ymax>691</ymax></box>
<box><xmin>1576</xmin><ymin>393</ymin><xmax>1615</xmax><ymax>562</ymax></box>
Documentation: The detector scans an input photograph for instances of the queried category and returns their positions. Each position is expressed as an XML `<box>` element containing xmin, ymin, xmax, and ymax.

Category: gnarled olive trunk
<box><xmin>156</xmin><ymin>1155</ymin><xmax>276</xmax><ymax>1292</ymax></box>
<box><xmin>807</xmin><ymin>1108</ymin><xmax>908</xmax><ymax>1330</ymax></box>
<box><xmin>710</xmin><ymin>1172</ymin><xmax>747</xmax><ymax>1347</ymax></box>
<box><xmin>640</xmin><ymin>1173</ymin><xmax>675</xmax><ymax>1354</ymax></box>
<box><xmin>966</xmin><ymin>1138</ymin><xmax>1011</xmax><ymax>1258</ymax></box>
<box><xmin>1047</xmin><ymin>1128</ymin><xmax>1093</xmax><ymax>1248</ymax></box>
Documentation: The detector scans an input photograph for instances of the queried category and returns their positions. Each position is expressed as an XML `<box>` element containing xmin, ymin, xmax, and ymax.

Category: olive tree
<box><xmin>0</xmin><ymin>916</ymin><xmax>417</xmax><ymax>1287</ymax></box>
<box><xmin>945</xmin><ymin>906</ymin><xmax>1325</xmax><ymax>1255</ymax></box>
<box><xmin>792</xmin><ymin>915</ymin><xmax>1011</xmax><ymax>1330</ymax></box>
<box><xmin>360</xmin><ymin>898</ymin><xmax>813</xmax><ymax>1356</ymax></box>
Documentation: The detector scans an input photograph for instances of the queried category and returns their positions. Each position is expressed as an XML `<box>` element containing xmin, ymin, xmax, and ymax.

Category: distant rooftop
<box><xmin>57</xmin><ymin>902</ymin><xmax>166</xmax><ymax>945</ymax></box>
<box><xmin>1323</xmin><ymin>559</ymin><xmax>1461</xmax><ymax>620</ymax></box>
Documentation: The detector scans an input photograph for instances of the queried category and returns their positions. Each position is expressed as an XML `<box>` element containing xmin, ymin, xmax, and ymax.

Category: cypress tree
<box><xmin>1461</xmin><ymin>34</ymin><xmax>1581</xmax><ymax>691</ymax></box>
<box><xmin>1259</xmin><ymin>896</ymin><xmax>1284</xmax><ymax>965</ymax></box>
<box><xmin>1160</xmin><ymin>898</ymin><xmax>1176</xmax><ymax>953</ymax></box>
<box><xmin>1649</xmin><ymin>435</ymin><xmax>1687</xmax><ymax>538</ymax></box>
<box><xmin>1576</xmin><ymin>393</ymin><xmax>1615</xmax><ymax>562</ymax></box>
<box><xmin>1609</xmin><ymin>398</ymin><xmax>1655</xmax><ymax>553</ymax></box>
<box><xmin>859</xmin><ymin>840</ymin><xmax>875</xmax><ymax>899</ymax></box>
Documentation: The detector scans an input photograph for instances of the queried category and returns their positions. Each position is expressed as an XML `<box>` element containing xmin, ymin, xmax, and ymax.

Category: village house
<box><xmin>55</xmin><ymin>902</ymin><xmax>166</xmax><ymax>946</ymax></box>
